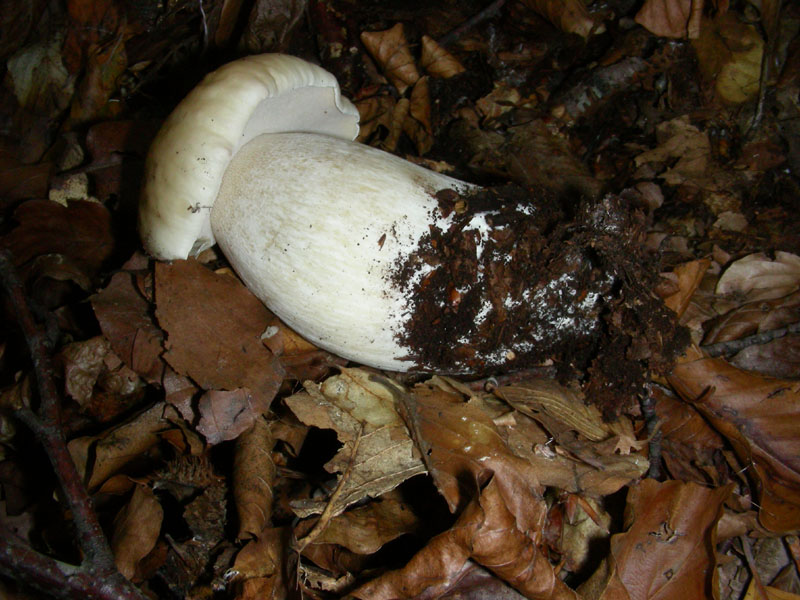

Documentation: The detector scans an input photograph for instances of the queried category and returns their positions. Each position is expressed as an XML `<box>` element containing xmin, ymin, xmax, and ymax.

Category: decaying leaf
<box><xmin>229</xmin><ymin>526</ymin><xmax>289</xmax><ymax>598</ymax></box>
<box><xmin>310</xmin><ymin>491</ymin><xmax>420</xmax><ymax>555</ymax></box>
<box><xmin>634</xmin><ymin>116</ymin><xmax>711</xmax><ymax>185</ymax></box>
<box><xmin>233</xmin><ymin>416</ymin><xmax>276</xmax><ymax>540</ymax></box>
<box><xmin>670</xmin><ymin>355</ymin><xmax>800</xmax><ymax>531</ymax></box>
<box><xmin>715</xmin><ymin>251</ymin><xmax>800</xmax><ymax>303</ymax></box>
<box><xmin>155</xmin><ymin>259</ymin><xmax>284</xmax><ymax>412</ymax></box>
<box><xmin>404</xmin><ymin>76</ymin><xmax>433</xmax><ymax>155</ymax></box>
<box><xmin>635</xmin><ymin>0</ymin><xmax>703</xmax><ymax>39</ymax></box>
<box><xmin>360</xmin><ymin>23</ymin><xmax>420</xmax><ymax>93</ymax></box>
<box><xmin>596</xmin><ymin>480</ymin><xmax>732</xmax><ymax>600</ymax></box>
<box><xmin>519</xmin><ymin>0</ymin><xmax>601</xmax><ymax>38</ymax></box>
<box><xmin>693</xmin><ymin>12</ymin><xmax>764</xmax><ymax>104</ymax></box>
<box><xmin>196</xmin><ymin>388</ymin><xmax>260</xmax><ymax>445</ymax></box>
<box><xmin>353</xmin><ymin>476</ymin><xmax>578</xmax><ymax>600</ymax></box>
<box><xmin>660</xmin><ymin>258</ymin><xmax>712</xmax><ymax>318</ymax></box>
<box><xmin>420</xmin><ymin>35</ymin><xmax>465</xmax><ymax>78</ymax></box>
<box><xmin>68</xmin><ymin>401</ymin><xmax>175</xmax><ymax>489</ymax></box>
<box><xmin>91</xmin><ymin>256</ymin><xmax>166</xmax><ymax>385</ymax></box>
<box><xmin>111</xmin><ymin>483</ymin><xmax>163</xmax><ymax>581</ymax></box>
<box><xmin>285</xmin><ymin>369</ymin><xmax>426</xmax><ymax>517</ymax></box>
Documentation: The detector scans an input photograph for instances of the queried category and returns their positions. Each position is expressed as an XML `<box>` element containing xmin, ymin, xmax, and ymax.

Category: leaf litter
<box><xmin>1</xmin><ymin>0</ymin><xmax>800</xmax><ymax>599</ymax></box>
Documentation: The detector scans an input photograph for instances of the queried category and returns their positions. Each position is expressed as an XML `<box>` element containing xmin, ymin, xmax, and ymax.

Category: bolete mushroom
<box><xmin>140</xmin><ymin>54</ymin><xmax>607</xmax><ymax>373</ymax></box>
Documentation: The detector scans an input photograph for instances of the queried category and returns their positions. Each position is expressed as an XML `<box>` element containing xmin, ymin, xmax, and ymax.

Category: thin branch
<box><xmin>0</xmin><ymin>249</ymin><xmax>145</xmax><ymax>600</ymax></box>
<box><xmin>701</xmin><ymin>321</ymin><xmax>800</xmax><ymax>358</ymax></box>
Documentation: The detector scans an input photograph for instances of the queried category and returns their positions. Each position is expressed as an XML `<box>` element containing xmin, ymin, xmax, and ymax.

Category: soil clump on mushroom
<box><xmin>390</xmin><ymin>185</ymin><xmax>689</xmax><ymax>415</ymax></box>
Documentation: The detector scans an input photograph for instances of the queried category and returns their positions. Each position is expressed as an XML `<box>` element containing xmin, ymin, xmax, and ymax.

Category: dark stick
<box><xmin>640</xmin><ymin>386</ymin><xmax>662</xmax><ymax>479</ymax></box>
<box><xmin>438</xmin><ymin>0</ymin><xmax>507</xmax><ymax>47</ymax></box>
<box><xmin>700</xmin><ymin>321</ymin><xmax>800</xmax><ymax>358</ymax></box>
<box><xmin>0</xmin><ymin>249</ymin><xmax>145</xmax><ymax>600</ymax></box>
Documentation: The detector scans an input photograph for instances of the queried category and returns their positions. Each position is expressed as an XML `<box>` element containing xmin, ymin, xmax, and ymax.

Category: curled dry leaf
<box><xmin>360</xmin><ymin>23</ymin><xmax>420</xmax><ymax>93</ymax></box>
<box><xmin>68</xmin><ymin>401</ymin><xmax>173</xmax><ymax>489</ymax></box>
<box><xmin>715</xmin><ymin>251</ymin><xmax>800</xmax><ymax>303</ymax></box>
<box><xmin>91</xmin><ymin>254</ymin><xmax>166</xmax><ymax>385</ymax></box>
<box><xmin>285</xmin><ymin>368</ymin><xmax>426</xmax><ymax>517</ymax></box>
<box><xmin>669</xmin><ymin>356</ymin><xmax>800</xmax><ymax>531</ymax></box>
<box><xmin>634</xmin><ymin>116</ymin><xmax>711</xmax><ymax>185</ymax></box>
<box><xmin>230</xmin><ymin>526</ymin><xmax>289</xmax><ymax>598</ymax></box>
<box><xmin>111</xmin><ymin>483</ymin><xmax>164</xmax><ymax>581</ymax></box>
<box><xmin>155</xmin><ymin>259</ymin><xmax>284</xmax><ymax>412</ymax></box>
<box><xmin>311</xmin><ymin>491</ymin><xmax>420</xmax><ymax>554</ymax></box>
<box><xmin>519</xmin><ymin>0</ymin><xmax>601</xmax><ymax>38</ymax></box>
<box><xmin>692</xmin><ymin>12</ymin><xmax>764</xmax><ymax>104</ymax></box>
<box><xmin>660</xmin><ymin>258</ymin><xmax>712</xmax><ymax>318</ymax></box>
<box><xmin>353</xmin><ymin>476</ymin><xmax>578</xmax><ymax>600</ymax></box>
<box><xmin>594</xmin><ymin>480</ymin><xmax>732</xmax><ymax>600</ymax></box>
<box><xmin>355</xmin><ymin>94</ymin><xmax>396</xmax><ymax>143</ymax></box>
<box><xmin>233</xmin><ymin>416</ymin><xmax>276</xmax><ymax>540</ymax></box>
<box><xmin>404</xmin><ymin>76</ymin><xmax>433</xmax><ymax>155</ymax></box>
<box><xmin>420</xmin><ymin>35</ymin><xmax>465</xmax><ymax>78</ymax></box>
<box><xmin>635</xmin><ymin>0</ymin><xmax>703</xmax><ymax>39</ymax></box>
<box><xmin>495</xmin><ymin>379</ymin><xmax>610</xmax><ymax>442</ymax></box>
<box><xmin>196</xmin><ymin>388</ymin><xmax>260</xmax><ymax>445</ymax></box>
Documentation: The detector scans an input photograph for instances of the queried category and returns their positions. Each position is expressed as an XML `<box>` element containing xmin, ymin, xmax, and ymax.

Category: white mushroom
<box><xmin>139</xmin><ymin>54</ymin><xmax>479</xmax><ymax>371</ymax></box>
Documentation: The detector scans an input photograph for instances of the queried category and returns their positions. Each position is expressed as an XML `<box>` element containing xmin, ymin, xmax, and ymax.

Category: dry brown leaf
<box><xmin>355</xmin><ymin>94</ymin><xmax>396</xmax><ymax>143</ymax></box>
<box><xmin>230</xmin><ymin>526</ymin><xmax>289</xmax><ymax>598</ymax></box>
<box><xmin>404</xmin><ymin>76</ymin><xmax>433</xmax><ymax>155</ymax></box>
<box><xmin>496</xmin><ymin>380</ymin><xmax>610</xmax><ymax>442</ymax></box>
<box><xmin>91</xmin><ymin>253</ymin><xmax>166</xmax><ymax>385</ymax></box>
<box><xmin>635</xmin><ymin>0</ymin><xmax>703</xmax><ymax>39</ymax></box>
<box><xmin>383</xmin><ymin>97</ymin><xmax>409</xmax><ymax>152</ymax></box>
<box><xmin>68</xmin><ymin>401</ymin><xmax>173</xmax><ymax>489</ymax></box>
<box><xmin>361</xmin><ymin>23</ymin><xmax>420</xmax><ymax>93</ymax></box>
<box><xmin>519</xmin><ymin>0</ymin><xmax>601</xmax><ymax>38</ymax></box>
<box><xmin>353</xmin><ymin>476</ymin><xmax>578</xmax><ymax>600</ymax></box>
<box><xmin>693</xmin><ymin>13</ymin><xmax>764</xmax><ymax>104</ymax></box>
<box><xmin>261</xmin><ymin>315</ymin><xmax>344</xmax><ymax>381</ymax></box>
<box><xmin>155</xmin><ymin>259</ymin><xmax>284</xmax><ymax>412</ymax></box>
<box><xmin>716</xmin><ymin>251</ymin><xmax>800</xmax><ymax>303</ymax></box>
<box><xmin>606</xmin><ymin>480</ymin><xmax>732</xmax><ymax>600</ymax></box>
<box><xmin>399</xmin><ymin>382</ymin><xmax>544</xmax><ymax>514</ymax></box>
<box><xmin>111</xmin><ymin>483</ymin><xmax>163</xmax><ymax>580</ymax></box>
<box><xmin>285</xmin><ymin>369</ymin><xmax>426</xmax><ymax>517</ymax></box>
<box><xmin>729</xmin><ymin>334</ymin><xmax>800</xmax><ymax>380</ymax></box>
<box><xmin>1</xmin><ymin>199</ymin><xmax>114</xmax><ymax>278</ymax></box>
<box><xmin>420</xmin><ymin>35</ymin><xmax>465</xmax><ymax>78</ymax></box>
<box><xmin>196</xmin><ymin>388</ymin><xmax>260</xmax><ymax>445</ymax></box>
<box><xmin>0</xmin><ymin>143</ymin><xmax>52</xmax><ymax>202</ymax></box>
<box><xmin>660</xmin><ymin>258</ymin><xmax>712</xmax><ymax>318</ymax></box>
<box><xmin>233</xmin><ymin>417</ymin><xmax>276</xmax><ymax>540</ymax></box>
<box><xmin>634</xmin><ymin>116</ymin><xmax>711</xmax><ymax>185</ymax></box>
<box><xmin>312</xmin><ymin>491</ymin><xmax>420</xmax><ymax>554</ymax></box>
<box><xmin>669</xmin><ymin>357</ymin><xmax>800</xmax><ymax>531</ymax></box>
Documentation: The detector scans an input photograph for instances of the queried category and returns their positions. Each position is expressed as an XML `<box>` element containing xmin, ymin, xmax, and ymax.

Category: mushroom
<box><xmin>140</xmin><ymin>54</ymin><xmax>606</xmax><ymax>373</ymax></box>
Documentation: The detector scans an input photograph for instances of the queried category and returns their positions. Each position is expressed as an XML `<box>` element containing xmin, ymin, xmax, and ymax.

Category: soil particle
<box><xmin>388</xmin><ymin>185</ymin><xmax>688</xmax><ymax>415</ymax></box>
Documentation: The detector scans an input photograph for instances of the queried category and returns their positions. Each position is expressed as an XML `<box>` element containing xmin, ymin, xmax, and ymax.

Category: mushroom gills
<box><xmin>210</xmin><ymin>131</ymin><xmax>475</xmax><ymax>371</ymax></box>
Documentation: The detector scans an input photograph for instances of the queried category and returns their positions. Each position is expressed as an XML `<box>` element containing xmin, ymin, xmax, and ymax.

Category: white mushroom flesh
<box><xmin>210</xmin><ymin>132</ymin><xmax>475</xmax><ymax>371</ymax></box>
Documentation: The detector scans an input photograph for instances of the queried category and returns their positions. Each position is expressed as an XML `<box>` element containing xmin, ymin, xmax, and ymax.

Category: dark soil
<box><xmin>390</xmin><ymin>185</ymin><xmax>689</xmax><ymax>416</ymax></box>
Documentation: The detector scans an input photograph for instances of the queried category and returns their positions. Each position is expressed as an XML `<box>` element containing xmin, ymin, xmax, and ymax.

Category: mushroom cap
<box><xmin>139</xmin><ymin>54</ymin><xmax>360</xmax><ymax>260</ymax></box>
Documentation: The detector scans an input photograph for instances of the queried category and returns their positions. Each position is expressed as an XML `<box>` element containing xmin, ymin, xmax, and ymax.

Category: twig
<box><xmin>0</xmin><ymin>249</ymin><xmax>145</xmax><ymax>600</ymax></box>
<box><xmin>701</xmin><ymin>321</ymin><xmax>800</xmax><ymax>358</ymax></box>
<box><xmin>438</xmin><ymin>0</ymin><xmax>507</xmax><ymax>47</ymax></box>
<box><xmin>640</xmin><ymin>386</ymin><xmax>662</xmax><ymax>479</ymax></box>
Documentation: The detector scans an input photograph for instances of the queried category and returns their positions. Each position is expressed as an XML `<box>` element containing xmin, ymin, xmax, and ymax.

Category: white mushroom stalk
<box><xmin>140</xmin><ymin>54</ymin><xmax>606</xmax><ymax>373</ymax></box>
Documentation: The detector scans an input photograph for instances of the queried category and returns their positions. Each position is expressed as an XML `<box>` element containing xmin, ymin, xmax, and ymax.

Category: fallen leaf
<box><xmin>519</xmin><ymin>0</ymin><xmax>602</xmax><ymax>38</ymax></box>
<box><xmin>660</xmin><ymin>258</ymin><xmax>711</xmax><ymax>318</ymax></box>
<box><xmin>361</xmin><ymin>23</ymin><xmax>420</xmax><ymax>93</ymax></box>
<box><xmin>233</xmin><ymin>416</ymin><xmax>276</xmax><ymax>540</ymax></box>
<box><xmin>670</xmin><ymin>356</ymin><xmax>800</xmax><ymax>531</ymax></box>
<box><xmin>196</xmin><ymin>388</ymin><xmax>259</xmax><ymax>445</ymax></box>
<box><xmin>420</xmin><ymin>35</ymin><xmax>465</xmax><ymax>78</ymax></box>
<box><xmin>352</xmin><ymin>476</ymin><xmax>578</xmax><ymax>600</ymax></box>
<box><xmin>0</xmin><ymin>142</ymin><xmax>52</xmax><ymax>202</ymax></box>
<box><xmin>155</xmin><ymin>259</ymin><xmax>284</xmax><ymax>412</ymax></box>
<box><xmin>693</xmin><ymin>12</ymin><xmax>764</xmax><ymax>104</ymax></box>
<box><xmin>635</xmin><ymin>0</ymin><xmax>703</xmax><ymax>39</ymax></box>
<box><xmin>111</xmin><ymin>483</ymin><xmax>163</xmax><ymax>580</ymax></box>
<box><xmin>311</xmin><ymin>491</ymin><xmax>420</xmax><ymax>555</ymax></box>
<box><xmin>607</xmin><ymin>480</ymin><xmax>732</xmax><ymax>600</ymax></box>
<box><xmin>229</xmin><ymin>526</ymin><xmax>289</xmax><ymax>598</ymax></box>
<box><xmin>715</xmin><ymin>251</ymin><xmax>800</xmax><ymax>303</ymax></box>
<box><xmin>91</xmin><ymin>260</ymin><xmax>166</xmax><ymax>386</ymax></box>
<box><xmin>286</xmin><ymin>369</ymin><xmax>426</xmax><ymax>517</ymax></box>
<box><xmin>634</xmin><ymin>116</ymin><xmax>711</xmax><ymax>185</ymax></box>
